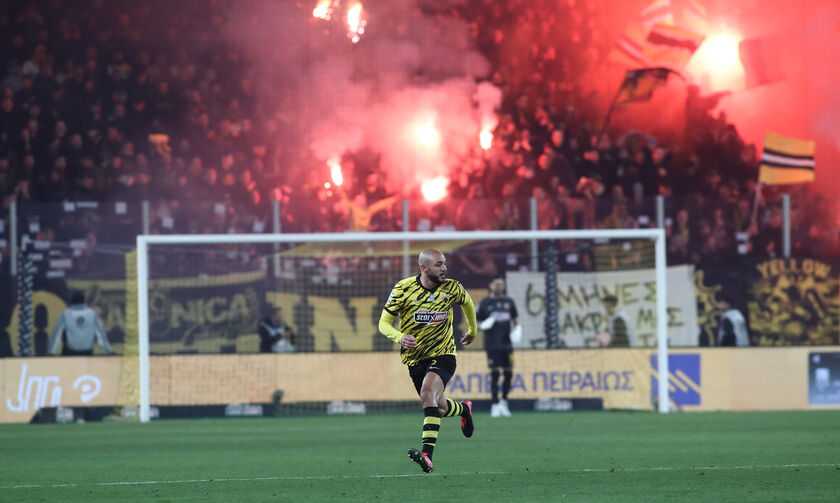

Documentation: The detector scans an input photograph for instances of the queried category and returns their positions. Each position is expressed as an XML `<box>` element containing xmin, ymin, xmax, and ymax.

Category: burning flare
<box><xmin>414</xmin><ymin>122</ymin><xmax>441</xmax><ymax>149</ymax></box>
<box><xmin>687</xmin><ymin>30</ymin><xmax>745</xmax><ymax>91</ymax></box>
<box><xmin>313</xmin><ymin>0</ymin><xmax>332</xmax><ymax>20</ymax></box>
<box><xmin>479</xmin><ymin>129</ymin><xmax>493</xmax><ymax>150</ymax></box>
<box><xmin>327</xmin><ymin>158</ymin><xmax>344</xmax><ymax>186</ymax></box>
<box><xmin>421</xmin><ymin>176</ymin><xmax>448</xmax><ymax>203</ymax></box>
<box><xmin>346</xmin><ymin>3</ymin><xmax>366</xmax><ymax>44</ymax></box>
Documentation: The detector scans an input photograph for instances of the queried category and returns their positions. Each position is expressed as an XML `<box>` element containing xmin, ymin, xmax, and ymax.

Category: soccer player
<box><xmin>477</xmin><ymin>277</ymin><xmax>519</xmax><ymax>418</ymax></box>
<box><xmin>378</xmin><ymin>248</ymin><xmax>478</xmax><ymax>473</ymax></box>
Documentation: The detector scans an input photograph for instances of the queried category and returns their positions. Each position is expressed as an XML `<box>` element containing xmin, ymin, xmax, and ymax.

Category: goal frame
<box><xmin>136</xmin><ymin>229</ymin><xmax>669</xmax><ymax>422</ymax></box>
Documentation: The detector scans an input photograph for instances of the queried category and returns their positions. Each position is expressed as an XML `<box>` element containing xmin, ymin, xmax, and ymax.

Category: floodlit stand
<box><xmin>136</xmin><ymin>229</ymin><xmax>669</xmax><ymax>422</ymax></box>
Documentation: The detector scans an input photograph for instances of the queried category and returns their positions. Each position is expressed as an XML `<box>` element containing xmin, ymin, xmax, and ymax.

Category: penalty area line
<box><xmin>4</xmin><ymin>464</ymin><xmax>838</xmax><ymax>490</ymax></box>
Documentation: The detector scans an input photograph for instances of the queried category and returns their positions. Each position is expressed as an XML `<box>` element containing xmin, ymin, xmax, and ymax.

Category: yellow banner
<box><xmin>5</xmin><ymin>347</ymin><xmax>838</xmax><ymax>422</ymax></box>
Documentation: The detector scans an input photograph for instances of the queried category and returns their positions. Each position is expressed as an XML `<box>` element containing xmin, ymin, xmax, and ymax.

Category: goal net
<box><xmin>136</xmin><ymin>229</ymin><xmax>671</xmax><ymax>422</ymax></box>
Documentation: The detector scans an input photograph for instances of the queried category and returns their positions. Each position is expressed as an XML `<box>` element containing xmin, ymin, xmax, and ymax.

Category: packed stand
<box><xmin>0</xmin><ymin>0</ymin><xmax>836</xmax><ymax>268</ymax></box>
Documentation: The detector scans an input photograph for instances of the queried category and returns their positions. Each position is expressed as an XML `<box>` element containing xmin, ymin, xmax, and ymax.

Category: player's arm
<box><xmin>378</xmin><ymin>310</ymin><xmax>415</xmax><ymax>349</ymax></box>
<box><xmin>379</xmin><ymin>285</ymin><xmax>416</xmax><ymax>349</ymax></box>
<box><xmin>48</xmin><ymin>312</ymin><xmax>66</xmax><ymax>355</ymax></box>
<box><xmin>459</xmin><ymin>291</ymin><xmax>477</xmax><ymax>345</ymax></box>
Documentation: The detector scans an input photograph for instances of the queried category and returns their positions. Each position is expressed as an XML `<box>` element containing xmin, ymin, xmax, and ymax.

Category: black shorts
<box><xmin>408</xmin><ymin>354</ymin><xmax>457</xmax><ymax>395</ymax></box>
<box><xmin>486</xmin><ymin>350</ymin><xmax>513</xmax><ymax>369</ymax></box>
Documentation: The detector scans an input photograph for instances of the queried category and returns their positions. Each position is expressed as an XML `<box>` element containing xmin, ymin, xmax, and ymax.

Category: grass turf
<box><xmin>1</xmin><ymin>410</ymin><xmax>839</xmax><ymax>502</ymax></box>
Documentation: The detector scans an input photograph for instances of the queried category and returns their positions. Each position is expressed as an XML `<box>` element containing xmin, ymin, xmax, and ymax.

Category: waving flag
<box><xmin>612</xmin><ymin>23</ymin><xmax>653</xmax><ymax>67</ymax></box>
<box><xmin>758</xmin><ymin>133</ymin><xmax>815</xmax><ymax>185</ymax></box>
<box><xmin>645</xmin><ymin>23</ymin><xmax>705</xmax><ymax>68</ymax></box>
<box><xmin>610</xmin><ymin>0</ymin><xmax>706</xmax><ymax>70</ymax></box>
<box><xmin>615</xmin><ymin>67</ymin><xmax>676</xmax><ymax>105</ymax></box>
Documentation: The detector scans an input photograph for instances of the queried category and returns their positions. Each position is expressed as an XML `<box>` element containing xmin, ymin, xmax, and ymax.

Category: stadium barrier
<box><xmin>3</xmin><ymin>347</ymin><xmax>839</xmax><ymax>423</ymax></box>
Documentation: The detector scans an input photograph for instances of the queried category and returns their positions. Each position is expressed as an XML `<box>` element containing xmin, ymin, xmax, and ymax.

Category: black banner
<box><xmin>148</xmin><ymin>273</ymin><xmax>265</xmax><ymax>353</ymax></box>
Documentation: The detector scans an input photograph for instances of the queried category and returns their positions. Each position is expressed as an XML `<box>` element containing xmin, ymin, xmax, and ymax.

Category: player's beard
<box><xmin>425</xmin><ymin>271</ymin><xmax>444</xmax><ymax>286</ymax></box>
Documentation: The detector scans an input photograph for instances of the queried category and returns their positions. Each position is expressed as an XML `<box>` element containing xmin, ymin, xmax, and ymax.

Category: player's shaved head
<box><xmin>418</xmin><ymin>249</ymin><xmax>447</xmax><ymax>288</ymax></box>
<box><xmin>418</xmin><ymin>248</ymin><xmax>444</xmax><ymax>267</ymax></box>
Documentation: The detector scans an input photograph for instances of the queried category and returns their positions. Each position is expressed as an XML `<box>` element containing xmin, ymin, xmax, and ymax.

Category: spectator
<box><xmin>598</xmin><ymin>294</ymin><xmax>633</xmax><ymax>347</ymax></box>
<box><xmin>716</xmin><ymin>295</ymin><xmax>750</xmax><ymax>347</ymax></box>
<box><xmin>48</xmin><ymin>291</ymin><xmax>113</xmax><ymax>356</ymax></box>
<box><xmin>258</xmin><ymin>304</ymin><xmax>295</xmax><ymax>353</ymax></box>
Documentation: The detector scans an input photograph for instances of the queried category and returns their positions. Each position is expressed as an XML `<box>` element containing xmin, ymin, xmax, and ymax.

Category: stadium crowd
<box><xmin>0</xmin><ymin>0</ymin><xmax>837</xmax><ymax>270</ymax></box>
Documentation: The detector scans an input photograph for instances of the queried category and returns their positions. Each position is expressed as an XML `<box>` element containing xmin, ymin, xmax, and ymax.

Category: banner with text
<box><xmin>507</xmin><ymin>265</ymin><xmax>698</xmax><ymax>348</ymax></box>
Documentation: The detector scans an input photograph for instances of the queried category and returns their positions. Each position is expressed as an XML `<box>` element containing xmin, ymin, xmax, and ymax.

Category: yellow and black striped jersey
<box><xmin>383</xmin><ymin>275</ymin><xmax>470</xmax><ymax>366</ymax></box>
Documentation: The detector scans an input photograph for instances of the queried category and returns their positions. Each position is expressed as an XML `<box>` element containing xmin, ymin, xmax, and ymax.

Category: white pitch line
<box><xmin>568</xmin><ymin>463</ymin><xmax>839</xmax><ymax>473</ymax></box>
<box><xmin>2</xmin><ymin>464</ymin><xmax>837</xmax><ymax>490</ymax></box>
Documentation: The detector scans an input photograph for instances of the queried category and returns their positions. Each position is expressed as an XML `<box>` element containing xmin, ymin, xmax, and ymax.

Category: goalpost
<box><xmin>136</xmin><ymin>229</ymin><xmax>670</xmax><ymax>422</ymax></box>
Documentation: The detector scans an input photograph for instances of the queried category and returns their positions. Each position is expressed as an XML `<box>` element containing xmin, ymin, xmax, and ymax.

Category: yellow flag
<box><xmin>758</xmin><ymin>133</ymin><xmax>815</xmax><ymax>185</ymax></box>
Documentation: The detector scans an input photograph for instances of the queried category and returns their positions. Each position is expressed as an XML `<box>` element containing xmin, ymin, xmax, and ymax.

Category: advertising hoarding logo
<box><xmin>651</xmin><ymin>354</ymin><xmax>701</xmax><ymax>405</ymax></box>
<box><xmin>5</xmin><ymin>363</ymin><xmax>103</xmax><ymax>413</ymax></box>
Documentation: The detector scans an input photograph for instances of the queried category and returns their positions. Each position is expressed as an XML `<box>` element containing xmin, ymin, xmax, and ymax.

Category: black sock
<box><xmin>502</xmin><ymin>369</ymin><xmax>513</xmax><ymax>400</ymax></box>
<box><xmin>490</xmin><ymin>368</ymin><xmax>500</xmax><ymax>403</ymax></box>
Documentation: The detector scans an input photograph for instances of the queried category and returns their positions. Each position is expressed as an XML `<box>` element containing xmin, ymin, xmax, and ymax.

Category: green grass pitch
<box><xmin>2</xmin><ymin>410</ymin><xmax>839</xmax><ymax>502</ymax></box>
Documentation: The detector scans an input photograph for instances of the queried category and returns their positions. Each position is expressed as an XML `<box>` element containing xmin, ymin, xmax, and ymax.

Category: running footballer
<box><xmin>378</xmin><ymin>248</ymin><xmax>478</xmax><ymax>473</ymax></box>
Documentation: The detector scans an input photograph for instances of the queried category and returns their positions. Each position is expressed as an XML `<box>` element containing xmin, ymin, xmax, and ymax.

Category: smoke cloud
<box><xmin>600</xmin><ymin>0</ymin><xmax>840</xmax><ymax>193</ymax></box>
<box><xmin>222</xmin><ymin>0</ymin><xmax>499</xmax><ymax>198</ymax></box>
<box><xmin>706</xmin><ymin>0</ymin><xmax>840</xmax><ymax>192</ymax></box>
<box><xmin>221</xmin><ymin>0</ymin><xmax>838</xmax><ymax>197</ymax></box>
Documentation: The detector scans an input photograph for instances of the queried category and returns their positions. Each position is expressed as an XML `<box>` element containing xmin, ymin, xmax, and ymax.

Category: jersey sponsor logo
<box><xmin>414</xmin><ymin>309</ymin><xmax>448</xmax><ymax>324</ymax></box>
